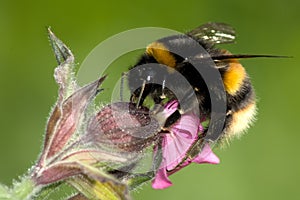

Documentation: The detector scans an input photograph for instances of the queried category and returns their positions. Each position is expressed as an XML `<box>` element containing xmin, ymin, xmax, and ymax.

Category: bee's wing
<box><xmin>187</xmin><ymin>22</ymin><xmax>236</xmax><ymax>44</ymax></box>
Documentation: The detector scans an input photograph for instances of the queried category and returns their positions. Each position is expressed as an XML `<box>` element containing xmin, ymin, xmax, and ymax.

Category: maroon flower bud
<box><xmin>87</xmin><ymin>102</ymin><xmax>161</xmax><ymax>152</ymax></box>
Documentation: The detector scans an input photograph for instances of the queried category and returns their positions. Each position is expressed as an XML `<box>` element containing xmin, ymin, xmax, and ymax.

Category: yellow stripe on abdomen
<box><xmin>223</xmin><ymin>61</ymin><xmax>246</xmax><ymax>95</ymax></box>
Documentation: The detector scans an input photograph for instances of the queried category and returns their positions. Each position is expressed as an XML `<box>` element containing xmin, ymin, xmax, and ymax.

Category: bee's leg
<box><xmin>160</xmin><ymin>79</ymin><xmax>166</xmax><ymax>100</ymax></box>
<box><xmin>136</xmin><ymin>80</ymin><xmax>146</xmax><ymax>108</ymax></box>
<box><xmin>120</xmin><ymin>72</ymin><xmax>127</xmax><ymax>102</ymax></box>
<box><xmin>177</xmin><ymin>87</ymin><xmax>199</xmax><ymax>114</ymax></box>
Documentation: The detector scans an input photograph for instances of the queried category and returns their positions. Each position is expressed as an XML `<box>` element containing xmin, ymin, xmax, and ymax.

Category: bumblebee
<box><xmin>127</xmin><ymin>22</ymin><xmax>275</xmax><ymax>143</ymax></box>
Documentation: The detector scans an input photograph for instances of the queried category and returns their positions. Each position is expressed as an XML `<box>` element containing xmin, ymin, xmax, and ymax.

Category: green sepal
<box><xmin>48</xmin><ymin>28</ymin><xmax>78</xmax><ymax>99</ymax></box>
<box><xmin>68</xmin><ymin>162</ymin><xmax>130</xmax><ymax>200</ymax></box>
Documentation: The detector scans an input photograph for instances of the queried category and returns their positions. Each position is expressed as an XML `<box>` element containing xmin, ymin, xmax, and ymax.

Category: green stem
<box><xmin>0</xmin><ymin>183</ymin><xmax>11</xmax><ymax>199</ymax></box>
<box><xmin>11</xmin><ymin>175</ymin><xmax>40</xmax><ymax>200</ymax></box>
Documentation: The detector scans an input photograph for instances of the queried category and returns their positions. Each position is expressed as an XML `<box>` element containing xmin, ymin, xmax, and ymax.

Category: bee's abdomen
<box><xmin>221</xmin><ymin>61</ymin><xmax>257</xmax><ymax>141</ymax></box>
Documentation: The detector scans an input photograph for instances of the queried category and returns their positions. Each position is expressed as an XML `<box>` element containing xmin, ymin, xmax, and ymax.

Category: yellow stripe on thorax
<box><xmin>223</xmin><ymin>60</ymin><xmax>246</xmax><ymax>95</ymax></box>
<box><xmin>146</xmin><ymin>42</ymin><xmax>177</xmax><ymax>68</ymax></box>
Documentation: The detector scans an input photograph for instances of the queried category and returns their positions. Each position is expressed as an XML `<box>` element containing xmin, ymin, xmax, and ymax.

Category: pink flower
<box><xmin>152</xmin><ymin>101</ymin><xmax>220</xmax><ymax>189</ymax></box>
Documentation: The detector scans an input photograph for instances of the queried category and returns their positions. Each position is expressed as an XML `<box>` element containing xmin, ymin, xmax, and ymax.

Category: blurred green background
<box><xmin>0</xmin><ymin>0</ymin><xmax>299</xmax><ymax>199</ymax></box>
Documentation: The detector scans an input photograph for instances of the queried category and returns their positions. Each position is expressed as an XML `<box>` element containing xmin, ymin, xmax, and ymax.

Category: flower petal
<box><xmin>166</xmin><ymin>144</ymin><xmax>220</xmax><ymax>177</ymax></box>
<box><xmin>163</xmin><ymin>100</ymin><xmax>179</xmax><ymax>117</ymax></box>
<box><xmin>172</xmin><ymin>113</ymin><xmax>200</xmax><ymax>138</ymax></box>
<box><xmin>152</xmin><ymin>167</ymin><xmax>172</xmax><ymax>189</ymax></box>
<box><xmin>164</xmin><ymin>113</ymin><xmax>200</xmax><ymax>170</ymax></box>
<box><xmin>152</xmin><ymin>111</ymin><xmax>202</xmax><ymax>189</ymax></box>
<box><xmin>192</xmin><ymin>143</ymin><xmax>220</xmax><ymax>164</ymax></box>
